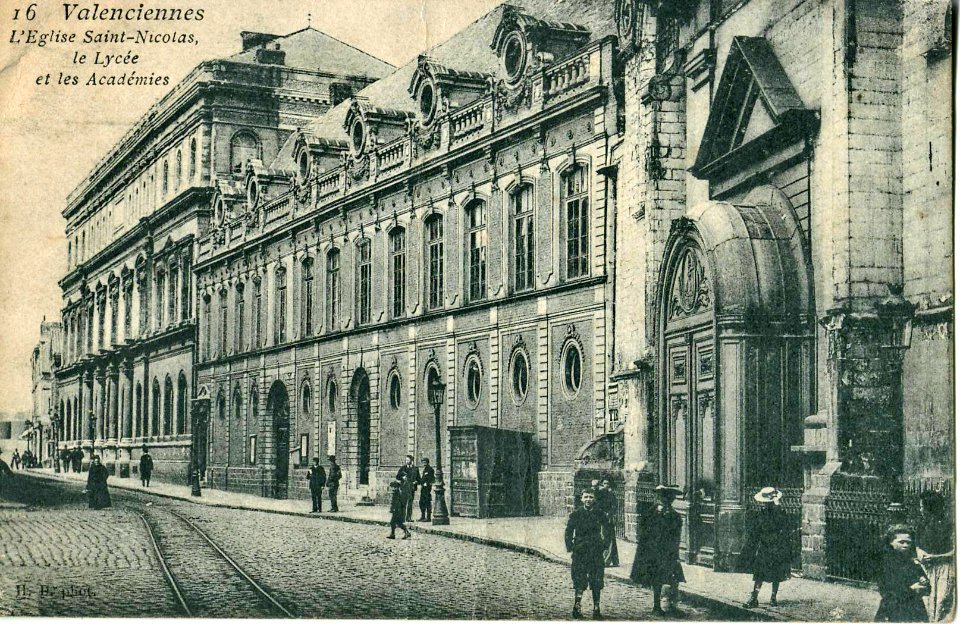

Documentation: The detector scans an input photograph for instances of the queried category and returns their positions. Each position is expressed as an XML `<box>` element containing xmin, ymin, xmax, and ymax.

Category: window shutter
<box><xmin>487</xmin><ymin>187</ymin><xmax>503</xmax><ymax>298</ymax></box>
<box><xmin>535</xmin><ymin>170</ymin><xmax>554</xmax><ymax>286</ymax></box>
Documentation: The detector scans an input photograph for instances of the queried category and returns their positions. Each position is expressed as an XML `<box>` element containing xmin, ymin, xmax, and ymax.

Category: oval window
<box><xmin>466</xmin><ymin>358</ymin><xmax>482</xmax><ymax>408</ymax></box>
<box><xmin>562</xmin><ymin>343</ymin><xmax>582</xmax><ymax>398</ymax></box>
<box><xmin>248</xmin><ymin>180</ymin><xmax>259</xmax><ymax>208</ymax></box>
<box><xmin>351</xmin><ymin>120</ymin><xmax>365</xmax><ymax>154</ymax></box>
<box><xmin>389</xmin><ymin>373</ymin><xmax>402</xmax><ymax>410</ymax></box>
<box><xmin>512</xmin><ymin>350</ymin><xmax>529</xmax><ymax>405</ymax></box>
<box><xmin>419</xmin><ymin>82</ymin><xmax>436</xmax><ymax>122</ymax></box>
<box><xmin>298</xmin><ymin>152</ymin><xmax>310</xmax><ymax>182</ymax></box>
<box><xmin>504</xmin><ymin>34</ymin><xmax>525</xmax><ymax>82</ymax></box>
<box><xmin>327</xmin><ymin>380</ymin><xmax>338</xmax><ymax>413</ymax></box>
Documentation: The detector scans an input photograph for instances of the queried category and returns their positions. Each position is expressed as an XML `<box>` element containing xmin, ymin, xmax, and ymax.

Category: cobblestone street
<box><xmin>0</xmin><ymin>475</ymin><xmax>742</xmax><ymax>619</ymax></box>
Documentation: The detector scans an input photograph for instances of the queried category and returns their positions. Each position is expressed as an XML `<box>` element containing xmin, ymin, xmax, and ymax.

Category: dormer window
<box><xmin>350</xmin><ymin>119</ymin><xmax>365</xmax><ymax>156</ymax></box>
<box><xmin>214</xmin><ymin>198</ymin><xmax>225</xmax><ymax>223</ymax></box>
<box><xmin>297</xmin><ymin>152</ymin><xmax>311</xmax><ymax>184</ymax></box>
<box><xmin>418</xmin><ymin>82</ymin><xmax>436</xmax><ymax>123</ymax></box>
<box><xmin>247</xmin><ymin>179</ymin><xmax>259</xmax><ymax>209</ymax></box>
<box><xmin>503</xmin><ymin>32</ymin><xmax>526</xmax><ymax>83</ymax></box>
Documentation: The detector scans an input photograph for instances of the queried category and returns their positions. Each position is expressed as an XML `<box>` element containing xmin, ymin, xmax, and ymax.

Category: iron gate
<box><xmin>574</xmin><ymin>469</ymin><xmax>625</xmax><ymax>539</ymax></box>
<box><xmin>825</xmin><ymin>475</ymin><xmax>892</xmax><ymax>583</ymax></box>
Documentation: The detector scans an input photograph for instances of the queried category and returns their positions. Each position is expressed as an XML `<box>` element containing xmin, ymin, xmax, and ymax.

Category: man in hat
<box><xmin>396</xmin><ymin>454</ymin><xmax>420</xmax><ymax>522</ymax></box>
<box><xmin>327</xmin><ymin>456</ymin><xmax>341</xmax><ymax>512</ymax></box>
<box><xmin>742</xmin><ymin>486</ymin><xmax>792</xmax><ymax>608</ymax></box>
<box><xmin>565</xmin><ymin>488</ymin><xmax>611</xmax><ymax>619</ymax></box>
<box><xmin>631</xmin><ymin>485</ymin><xmax>685</xmax><ymax>615</ymax></box>
<box><xmin>139</xmin><ymin>447</ymin><xmax>154</xmax><ymax>487</ymax></box>
<box><xmin>306</xmin><ymin>458</ymin><xmax>327</xmax><ymax>513</ymax></box>
<box><xmin>418</xmin><ymin>458</ymin><xmax>436</xmax><ymax>522</ymax></box>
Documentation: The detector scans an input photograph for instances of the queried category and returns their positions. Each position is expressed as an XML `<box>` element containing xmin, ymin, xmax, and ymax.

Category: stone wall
<box><xmin>536</xmin><ymin>469</ymin><xmax>575</xmax><ymax>517</ymax></box>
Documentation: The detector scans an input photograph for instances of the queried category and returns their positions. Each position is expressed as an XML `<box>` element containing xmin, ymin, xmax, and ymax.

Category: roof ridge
<box><xmin>293</xmin><ymin>26</ymin><xmax>396</xmax><ymax>70</ymax></box>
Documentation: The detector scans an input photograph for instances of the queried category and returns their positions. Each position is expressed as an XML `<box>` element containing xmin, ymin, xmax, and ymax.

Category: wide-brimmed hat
<box><xmin>654</xmin><ymin>484</ymin><xmax>683</xmax><ymax>498</ymax></box>
<box><xmin>754</xmin><ymin>487</ymin><xmax>783</xmax><ymax>504</ymax></box>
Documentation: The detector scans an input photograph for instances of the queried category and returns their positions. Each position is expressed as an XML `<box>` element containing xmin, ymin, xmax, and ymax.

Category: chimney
<box><xmin>241</xmin><ymin>31</ymin><xmax>280</xmax><ymax>52</ymax></box>
<box><xmin>255</xmin><ymin>43</ymin><xmax>286</xmax><ymax>66</ymax></box>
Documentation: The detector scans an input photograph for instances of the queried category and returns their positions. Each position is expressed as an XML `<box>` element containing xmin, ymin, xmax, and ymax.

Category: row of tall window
<box><xmin>201</xmin><ymin>167</ymin><xmax>591</xmax><ymax>360</ymax></box>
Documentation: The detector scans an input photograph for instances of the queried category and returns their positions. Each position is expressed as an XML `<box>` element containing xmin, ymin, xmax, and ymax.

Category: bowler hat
<box><xmin>754</xmin><ymin>486</ymin><xmax>783</xmax><ymax>504</ymax></box>
<box><xmin>654</xmin><ymin>484</ymin><xmax>683</xmax><ymax>498</ymax></box>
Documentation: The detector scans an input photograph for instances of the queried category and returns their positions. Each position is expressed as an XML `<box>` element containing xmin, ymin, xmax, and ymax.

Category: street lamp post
<box><xmin>428</xmin><ymin>374</ymin><xmax>450</xmax><ymax>525</ymax></box>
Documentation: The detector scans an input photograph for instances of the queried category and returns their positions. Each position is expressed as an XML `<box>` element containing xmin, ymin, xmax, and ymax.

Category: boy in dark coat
<box><xmin>418</xmin><ymin>458</ymin><xmax>436</xmax><ymax>521</ymax></box>
<box><xmin>85</xmin><ymin>455</ymin><xmax>111</xmax><ymax>509</ymax></box>
<box><xmin>742</xmin><ymin>487</ymin><xmax>793</xmax><ymax>607</ymax></box>
<box><xmin>139</xmin><ymin>447</ymin><xmax>154</xmax><ymax>487</ymax></box>
<box><xmin>396</xmin><ymin>455</ymin><xmax>420</xmax><ymax>522</ymax></box>
<box><xmin>631</xmin><ymin>485</ymin><xmax>685</xmax><ymax>615</ymax></box>
<box><xmin>565</xmin><ymin>489</ymin><xmax>610</xmax><ymax>619</ymax></box>
<box><xmin>387</xmin><ymin>480</ymin><xmax>411</xmax><ymax>539</ymax></box>
<box><xmin>307</xmin><ymin>458</ymin><xmax>327</xmax><ymax>513</ymax></box>
<box><xmin>327</xmin><ymin>456</ymin><xmax>341</xmax><ymax>512</ymax></box>
<box><xmin>875</xmin><ymin>525</ymin><xmax>930</xmax><ymax>622</ymax></box>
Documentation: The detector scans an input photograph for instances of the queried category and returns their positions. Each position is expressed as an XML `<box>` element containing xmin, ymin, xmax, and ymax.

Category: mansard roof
<box><xmin>490</xmin><ymin>4</ymin><xmax>590</xmax><ymax>54</ymax></box>
<box><xmin>227</xmin><ymin>27</ymin><xmax>395</xmax><ymax>78</ymax></box>
<box><xmin>273</xmin><ymin>0</ymin><xmax>615</xmax><ymax>169</ymax></box>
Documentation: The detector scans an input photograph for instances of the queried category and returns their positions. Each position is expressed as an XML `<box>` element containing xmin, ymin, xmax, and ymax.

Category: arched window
<box><xmin>326</xmin><ymin>250</ymin><xmax>340</xmax><ymax>331</ymax></box>
<box><xmin>162</xmin><ymin>159</ymin><xmax>169</xmax><ymax>197</ymax></box>
<box><xmin>234</xmin><ymin>387</ymin><xmax>243</xmax><ymax>421</ymax></box>
<box><xmin>219</xmin><ymin>289</ymin><xmax>228</xmax><ymax>356</ymax></box>
<box><xmin>189</xmin><ymin>138</ymin><xmax>197</xmax><ymax>179</ymax></box>
<box><xmin>389</xmin><ymin>227</ymin><xmax>406</xmax><ymax>318</ymax></box>
<box><xmin>388</xmin><ymin>372</ymin><xmax>402</xmax><ymax>410</ymax></box>
<box><xmin>175</xmin><ymin>150</ymin><xmax>182</xmax><ymax>191</ymax></box>
<box><xmin>301</xmin><ymin>383</ymin><xmax>312</xmax><ymax>416</ymax></box>
<box><xmin>163</xmin><ymin>376</ymin><xmax>173</xmax><ymax>436</ymax></box>
<box><xmin>511</xmin><ymin>184</ymin><xmax>535</xmax><ymax>292</ymax></box>
<box><xmin>465</xmin><ymin>199</ymin><xmax>487</xmax><ymax>302</ymax></box>
<box><xmin>230</xmin><ymin>131</ymin><xmax>260</xmax><ymax>174</ymax></box>
<box><xmin>202</xmin><ymin>294</ymin><xmax>212</xmax><ymax>360</ymax></box>
<box><xmin>235</xmin><ymin>283</ymin><xmax>245</xmax><ymax>352</ymax></box>
<box><xmin>327</xmin><ymin>378</ymin><xmax>338</xmax><ymax>413</ymax></box>
<box><xmin>248</xmin><ymin>386</ymin><xmax>259</xmax><ymax>465</ymax></box>
<box><xmin>356</xmin><ymin>239</ymin><xmax>371</xmax><ymax>325</ymax></box>
<box><xmin>155</xmin><ymin>270</ymin><xmax>166</xmax><ymax>330</ymax></box>
<box><xmin>275</xmin><ymin>267</ymin><xmax>287</xmax><ymax>343</ymax></box>
<box><xmin>301</xmin><ymin>259</ymin><xmax>314</xmax><ymax>337</ymax></box>
<box><xmin>151</xmin><ymin>378</ymin><xmax>161</xmax><ymax>438</ymax></box>
<box><xmin>253</xmin><ymin>277</ymin><xmax>263</xmax><ymax>349</ymax></box>
<box><xmin>562</xmin><ymin>165</ymin><xmax>590</xmax><ymax>279</ymax></box>
<box><xmin>177</xmin><ymin>373</ymin><xmax>188</xmax><ymax>435</ymax></box>
<box><xmin>465</xmin><ymin>356</ymin><xmax>482</xmax><ymax>408</ymax></box>
<box><xmin>135</xmin><ymin>382</ymin><xmax>143</xmax><ymax>438</ymax></box>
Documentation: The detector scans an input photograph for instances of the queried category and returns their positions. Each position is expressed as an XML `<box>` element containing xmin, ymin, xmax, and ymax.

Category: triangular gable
<box><xmin>691</xmin><ymin>36</ymin><xmax>817</xmax><ymax>180</ymax></box>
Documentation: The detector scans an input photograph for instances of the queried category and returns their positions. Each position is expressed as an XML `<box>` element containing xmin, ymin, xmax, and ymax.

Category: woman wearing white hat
<box><xmin>742</xmin><ymin>487</ymin><xmax>793</xmax><ymax>608</ymax></box>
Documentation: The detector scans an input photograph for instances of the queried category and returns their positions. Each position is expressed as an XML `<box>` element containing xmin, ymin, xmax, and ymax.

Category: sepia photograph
<box><xmin>0</xmin><ymin>0</ymin><xmax>954</xmax><ymax>620</ymax></box>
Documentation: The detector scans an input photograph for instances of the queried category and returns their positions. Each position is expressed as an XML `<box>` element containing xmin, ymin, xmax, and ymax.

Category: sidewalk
<box><xmin>21</xmin><ymin>468</ymin><xmax>878</xmax><ymax>622</ymax></box>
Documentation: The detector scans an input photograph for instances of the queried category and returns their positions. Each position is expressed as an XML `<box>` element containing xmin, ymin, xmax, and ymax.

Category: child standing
<box><xmin>742</xmin><ymin>487</ymin><xmax>793</xmax><ymax>608</ymax></box>
<box><xmin>387</xmin><ymin>480</ymin><xmax>411</xmax><ymax>540</ymax></box>
<box><xmin>565</xmin><ymin>488</ymin><xmax>610</xmax><ymax>619</ymax></box>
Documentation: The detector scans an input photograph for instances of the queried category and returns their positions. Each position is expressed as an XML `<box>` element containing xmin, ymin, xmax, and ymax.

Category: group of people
<box><xmin>875</xmin><ymin>491</ymin><xmax>954</xmax><ymax>623</ymax></box>
<box><xmin>306</xmin><ymin>455</ymin><xmax>343</xmax><ymax>513</ymax></box>
<box><xmin>59</xmin><ymin>447</ymin><xmax>85</xmax><ymax>473</ymax></box>
<box><xmin>10</xmin><ymin>449</ymin><xmax>39</xmax><ymax>470</ymax></box>
<box><xmin>387</xmin><ymin>455</ymin><xmax>437</xmax><ymax>539</ymax></box>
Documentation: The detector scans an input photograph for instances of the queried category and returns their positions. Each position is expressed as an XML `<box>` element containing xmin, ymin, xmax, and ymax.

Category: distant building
<box><xmin>55</xmin><ymin>28</ymin><xmax>394</xmax><ymax>478</ymax></box>
<box><xmin>29</xmin><ymin>320</ymin><xmax>62</xmax><ymax>465</ymax></box>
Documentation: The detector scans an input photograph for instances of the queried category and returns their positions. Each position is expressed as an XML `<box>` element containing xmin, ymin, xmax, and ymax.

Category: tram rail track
<box><xmin>136</xmin><ymin>504</ymin><xmax>296</xmax><ymax>618</ymax></box>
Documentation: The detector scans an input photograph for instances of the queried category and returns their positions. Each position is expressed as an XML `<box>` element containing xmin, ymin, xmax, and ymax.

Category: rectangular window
<box><xmin>564</xmin><ymin>167</ymin><xmax>590</xmax><ymax>279</ymax></box>
<box><xmin>302</xmin><ymin>263</ymin><xmax>314</xmax><ymax>337</ymax></box>
<box><xmin>155</xmin><ymin>273</ymin><xmax>165</xmax><ymax>330</ymax></box>
<box><xmin>357</xmin><ymin>241</ymin><xmax>371</xmax><ymax>325</ymax></box>
<box><xmin>254</xmin><ymin>280</ymin><xmax>262</xmax><ymax>349</ymax></box>
<box><xmin>276</xmin><ymin>271</ymin><xmax>287</xmax><ymax>344</ymax></box>
<box><xmin>390</xmin><ymin>229</ymin><xmax>406</xmax><ymax>318</ymax></box>
<box><xmin>235</xmin><ymin>286</ymin><xmax>245</xmax><ymax>352</ymax></box>
<box><xmin>168</xmin><ymin>267</ymin><xmax>178</xmax><ymax>324</ymax></box>
<box><xmin>248</xmin><ymin>435</ymin><xmax>257</xmax><ymax>465</ymax></box>
<box><xmin>123</xmin><ymin>284</ymin><xmax>132</xmax><ymax>339</ymax></box>
<box><xmin>97</xmin><ymin>298</ymin><xmax>105</xmax><ymax>350</ymax></box>
<box><xmin>467</xmin><ymin>201</ymin><xmax>487</xmax><ymax>302</ymax></box>
<box><xmin>427</xmin><ymin>217</ymin><xmax>444</xmax><ymax>310</ymax></box>
<box><xmin>87</xmin><ymin>304</ymin><xmax>93</xmax><ymax>352</ymax></box>
<box><xmin>219</xmin><ymin>292</ymin><xmax>228</xmax><ymax>356</ymax></box>
<box><xmin>299</xmin><ymin>433</ymin><xmax>309</xmax><ymax>467</ymax></box>
<box><xmin>181</xmin><ymin>258</ymin><xmax>191</xmax><ymax>320</ymax></box>
<box><xmin>327</xmin><ymin>251</ymin><xmax>340</xmax><ymax>331</ymax></box>
<box><xmin>109</xmin><ymin>291</ymin><xmax>118</xmax><ymax>345</ymax></box>
<box><xmin>512</xmin><ymin>186</ymin><xmax>535</xmax><ymax>292</ymax></box>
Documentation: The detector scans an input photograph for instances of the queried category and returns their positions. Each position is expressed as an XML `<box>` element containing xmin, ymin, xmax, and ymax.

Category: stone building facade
<box><xmin>611</xmin><ymin>0</ymin><xmax>953</xmax><ymax>579</ymax></box>
<box><xmin>55</xmin><ymin>28</ymin><xmax>393</xmax><ymax>480</ymax></box>
<box><xmin>193</xmin><ymin>2</ymin><xmax>621</xmax><ymax>511</ymax></box>
<box><xmin>29</xmin><ymin>320</ymin><xmax>62</xmax><ymax>465</ymax></box>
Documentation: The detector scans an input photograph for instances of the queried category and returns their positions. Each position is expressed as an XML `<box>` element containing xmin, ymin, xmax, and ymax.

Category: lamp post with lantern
<box><xmin>428</xmin><ymin>372</ymin><xmax>450</xmax><ymax>525</ymax></box>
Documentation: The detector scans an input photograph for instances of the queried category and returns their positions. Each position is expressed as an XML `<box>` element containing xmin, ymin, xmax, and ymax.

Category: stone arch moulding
<box><xmin>654</xmin><ymin>187</ymin><xmax>815</xmax><ymax>572</ymax></box>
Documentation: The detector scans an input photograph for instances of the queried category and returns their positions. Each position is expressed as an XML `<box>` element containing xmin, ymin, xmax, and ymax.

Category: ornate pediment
<box><xmin>342</xmin><ymin>98</ymin><xmax>413</xmax><ymax>159</ymax></box>
<box><xmin>408</xmin><ymin>55</ymin><xmax>490</xmax><ymax>129</ymax></box>
<box><xmin>691</xmin><ymin>36</ymin><xmax>818</xmax><ymax>181</ymax></box>
<box><xmin>667</xmin><ymin>247</ymin><xmax>712</xmax><ymax>321</ymax></box>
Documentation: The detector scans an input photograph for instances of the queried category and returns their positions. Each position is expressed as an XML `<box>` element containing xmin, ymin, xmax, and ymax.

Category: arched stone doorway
<box><xmin>657</xmin><ymin>188</ymin><xmax>814</xmax><ymax>570</ymax></box>
<box><xmin>267</xmin><ymin>381</ymin><xmax>290</xmax><ymax>499</ymax></box>
<box><xmin>350</xmin><ymin>369</ymin><xmax>371</xmax><ymax>486</ymax></box>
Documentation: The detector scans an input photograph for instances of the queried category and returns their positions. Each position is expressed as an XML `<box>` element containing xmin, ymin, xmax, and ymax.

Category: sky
<box><xmin>0</xmin><ymin>0</ymin><xmax>504</xmax><ymax>412</ymax></box>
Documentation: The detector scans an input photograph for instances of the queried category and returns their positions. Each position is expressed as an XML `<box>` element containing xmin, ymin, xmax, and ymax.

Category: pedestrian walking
<box><xmin>307</xmin><ymin>458</ymin><xmax>327</xmax><ymax>513</ymax></box>
<box><xmin>84</xmin><ymin>455</ymin><xmax>112</xmax><ymax>509</ymax></box>
<box><xmin>60</xmin><ymin>448</ymin><xmax>70</xmax><ymax>474</ymax></box>
<box><xmin>565</xmin><ymin>488</ymin><xmax>610</xmax><ymax>619</ymax></box>
<box><xmin>72</xmin><ymin>447</ymin><xmax>82</xmax><ymax>473</ymax></box>
<box><xmin>875</xmin><ymin>525</ymin><xmax>930</xmax><ymax>622</ymax></box>
<box><xmin>595</xmin><ymin>478</ymin><xmax>620</xmax><ymax>567</ymax></box>
<box><xmin>742</xmin><ymin>487</ymin><xmax>793</xmax><ymax>608</ymax></box>
<box><xmin>387</xmin><ymin>480</ymin><xmax>412</xmax><ymax>539</ymax></box>
<box><xmin>21</xmin><ymin>449</ymin><xmax>32</xmax><ymax>469</ymax></box>
<box><xmin>327</xmin><ymin>456</ymin><xmax>341</xmax><ymax>512</ymax></box>
<box><xmin>396</xmin><ymin>455</ymin><xmax>420</xmax><ymax>522</ymax></box>
<box><xmin>631</xmin><ymin>484</ymin><xmax>685</xmax><ymax>615</ymax></box>
<box><xmin>915</xmin><ymin>491</ymin><xmax>954</xmax><ymax>621</ymax></box>
<box><xmin>418</xmin><ymin>458</ymin><xmax>436</xmax><ymax>521</ymax></box>
<box><xmin>139</xmin><ymin>447</ymin><xmax>154</xmax><ymax>487</ymax></box>
<box><xmin>11</xmin><ymin>449</ymin><xmax>21</xmax><ymax>470</ymax></box>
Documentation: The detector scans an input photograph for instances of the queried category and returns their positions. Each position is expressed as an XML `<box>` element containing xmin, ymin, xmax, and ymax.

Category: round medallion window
<box><xmin>419</xmin><ymin>82</ymin><xmax>436</xmax><ymax>123</ymax></box>
<box><xmin>503</xmin><ymin>34</ymin><xmax>526</xmax><ymax>83</ymax></box>
<box><xmin>465</xmin><ymin>357</ymin><xmax>482</xmax><ymax>408</ymax></box>
<box><xmin>247</xmin><ymin>180</ymin><xmax>259</xmax><ymax>208</ymax></box>
<box><xmin>511</xmin><ymin>350</ymin><xmax>529</xmax><ymax>405</ymax></box>
<box><xmin>562</xmin><ymin>342</ymin><xmax>583</xmax><ymax>398</ymax></box>
<box><xmin>389</xmin><ymin>373</ymin><xmax>402</xmax><ymax>410</ymax></box>
<box><xmin>350</xmin><ymin>119</ymin><xmax>365</xmax><ymax>155</ymax></box>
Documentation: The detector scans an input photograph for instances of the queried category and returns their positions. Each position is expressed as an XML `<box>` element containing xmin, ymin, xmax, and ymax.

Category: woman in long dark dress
<box><xmin>742</xmin><ymin>487</ymin><xmax>793</xmax><ymax>607</ymax></box>
<box><xmin>596</xmin><ymin>479</ymin><xmax>620</xmax><ymax>567</ymax></box>
<box><xmin>875</xmin><ymin>525</ymin><xmax>930</xmax><ymax>622</ymax></box>
<box><xmin>631</xmin><ymin>485</ymin><xmax>685</xmax><ymax>615</ymax></box>
<box><xmin>85</xmin><ymin>455</ymin><xmax>111</xmax><ymax>509</ymax></box>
